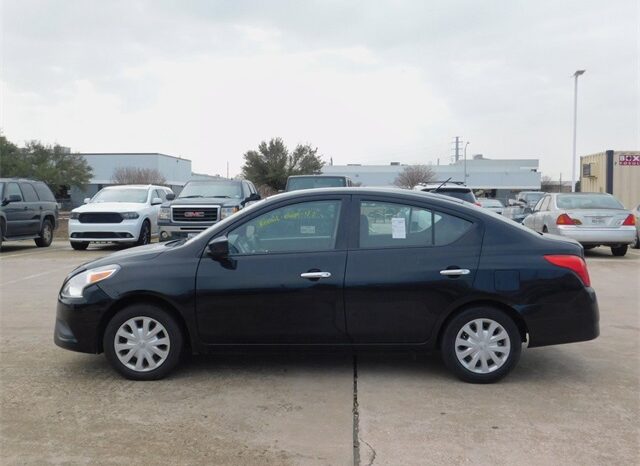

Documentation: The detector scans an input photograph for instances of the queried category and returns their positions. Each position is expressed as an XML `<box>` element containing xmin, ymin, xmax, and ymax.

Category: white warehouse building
<box><xmin>68</xmin><ymin>153</ymin><xmax>218</xmax><ymax>208</ymax></box>
<box><xmin>322</xmin><ymin>155</ymin><xmax>541</xmax><ymax>202</ymax></box>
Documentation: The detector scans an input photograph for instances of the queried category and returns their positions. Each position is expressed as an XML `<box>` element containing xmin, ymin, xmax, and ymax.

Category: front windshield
<box><xmin>179</xmin><ymin>181</ymin><xmax>242</xmax><ymax>199</ymax></box>
<box><xmin>287</xmin><ymin>177</ymin><xmax>346</xmax><ymax>191</ymax></box>
<box><xmin>556</xmin><ymin>194</ymin><xmax>624</xmax><ymax>210</ymax></box>
<box><xmin>92</xmin><ymin>188</ymin><xmax>148</xmax><ymax>203</ymax></box>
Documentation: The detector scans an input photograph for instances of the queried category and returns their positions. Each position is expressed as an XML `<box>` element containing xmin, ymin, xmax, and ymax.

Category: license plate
<box><xmin>591</xmin><ymin>217</ymin><xmax>606</xmax><ymax>225</ymax></box>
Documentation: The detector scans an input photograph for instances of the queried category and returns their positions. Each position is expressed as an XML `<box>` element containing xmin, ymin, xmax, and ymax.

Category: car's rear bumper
<box><xmin>523</xmin><ymin>287</ymin><xmax>600</xmax><ymax>348</ymax></box>
<box><xmin>556</xmin><ymin>225</ymin><xmax>636</xmax><ymax>245</ymax></box>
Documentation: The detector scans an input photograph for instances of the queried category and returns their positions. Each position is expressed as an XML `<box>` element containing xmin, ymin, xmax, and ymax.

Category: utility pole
<box><xmin>226</xmin><ymin>161</ymin><xmax>229</xmax><ymax>179</ymax></box>
<box><xmin>571</xmin><ymin>70</ymin><xmax>586</xmax><ymax>192</ymax></box>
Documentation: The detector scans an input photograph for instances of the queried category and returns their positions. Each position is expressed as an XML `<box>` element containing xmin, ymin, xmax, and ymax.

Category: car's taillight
<box><xmin>622</xmin><ymin>214</ymin><xmax>636</xmax><ymax>226</ymax></box>
<box><xmin>556</xmin><ymin>213</ymin><xmax>582</xmax><ymax>225</ymax></box>
<box><xmin>544</xmin><ymin>255</ymin><xmax>591</xmax><ymax>287</ymax></box>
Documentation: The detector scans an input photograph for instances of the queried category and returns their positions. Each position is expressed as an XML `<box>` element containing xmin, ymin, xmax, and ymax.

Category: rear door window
<box><xmin>359</xmin><ymin>201</ymin><xmax>472</xmax><ymax>248</ymax></box>
<box><xmin>19</xmin><ymin>183</ymin><xmax>39</xmax><ymax>202</ymax></box>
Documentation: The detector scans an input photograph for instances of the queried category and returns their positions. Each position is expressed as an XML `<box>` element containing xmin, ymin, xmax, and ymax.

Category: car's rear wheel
<box><xmin>611</xmin><ymin>245</ymin><xmax>628</xmax><ymax>257</ymax></box>
<box><xmin>34</xmin><ymin>219</ymin><xmax>53</xmax><ymax>247</ymax></box>
<box><xmin>583</xmin><ymin>245</ymin><xmax>596</xmax><ymax>250</ymax></box>
<box><xmin>136</xmin><ymin>220</ymin><xmax>151</xmax><ymax>246</ymax></box>
<box><xmin>103</xmin><ymin>304</ymin><xmax>183</xmax><ymax>380</ymax></box>
<box><xmin>70</xmin><ymin>241</ymin><xmax>89</xmax><ymax>250</ymax></box>
<box><xmin>441</xmin><ymin>307</ymin><xmax>522</xmax><ymax>384</ymax></box>
<box><xmin>633</xmin><ymin>233</ymin><xmax>639</xmax><ymax>249</ymax></box>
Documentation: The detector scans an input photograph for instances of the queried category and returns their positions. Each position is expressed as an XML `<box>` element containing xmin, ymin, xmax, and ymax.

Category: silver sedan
<box><xmin>523</xmin><ymin>192</ymin><xmax>636</xmax><ymax>256</ymax></box>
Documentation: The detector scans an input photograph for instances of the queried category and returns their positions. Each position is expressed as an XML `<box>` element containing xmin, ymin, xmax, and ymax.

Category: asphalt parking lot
<box><xmin>0</xmin><ymin>241</ymin><xmax>638</xmax><ymax>465</ymax></box>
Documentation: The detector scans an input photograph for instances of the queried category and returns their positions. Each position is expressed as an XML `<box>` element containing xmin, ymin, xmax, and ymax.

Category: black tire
<box><xmin>70</xmin><ymin>241</ymin><xmax>89</xmax><ymax>250</ymax></box>
<box><xmin>583</xmin><ymin>245</ymin><xmax>596</xmax><ymax>250</ymax></box>
<box><xmin>136</xmin><ymin>220</ymin><xmax>151</xmax><ymax>246</ymax></box>
<box><xmin>0</xmin><ymin>221</ymin><xmax>4</xmax><ymax>251</ymax></box>
<box><xmin>633</xmin><ymin>233</ymin><xmax>639</xmax><ymax>249</ymax></box>
<box><xmin>34</xmin><ymin>219</ymin><xmax>53</xmax><ymax>247</ymax></box>
<box><xmin>611</xmin><ymin>245</ymin><xmax>628</xmax><ymax>257</ymax></box>
<box><xmin>103</xmin><ymin>304</ymin><xmax>183</xmax><ymax>381</ymax></box>
<box><xmin>441</xmin><ymin>307</ymin><xmax>522</xmax><ymax>384</ymax></box>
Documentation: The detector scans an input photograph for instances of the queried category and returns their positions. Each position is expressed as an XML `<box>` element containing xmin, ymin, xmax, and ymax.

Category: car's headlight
<box><xmin>220</xmin><ymin>206</ymin><xmax>239</xmax><ymax>219</ymax></box>
<box><xmin>158</xmin><ymin>208</ymin><xmax>171</xmax><ymax>220</ymax></box>
<box><xmin>61</xmin><ymin>265</ymin><xmax>120</xmax><ymax>298</ymax></box>
<box><xmin>70</xmin><ymin>212</ymin><xmax>79</xmax><ymax>219</ymax></box>
<box><xmin>121</xmin><ymin>212</ymin><xmax>140</xmax><ymax>220</ymax></box>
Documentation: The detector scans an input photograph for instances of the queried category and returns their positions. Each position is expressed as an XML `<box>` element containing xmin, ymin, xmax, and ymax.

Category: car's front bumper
<box><xmin>69</xmin><ymin>219</ymin><xmax>141</xmax><ymax>243</ymax></box>
<box><xmin>158</xmin><ymin>224</ymin><xmax>211</xmax><ymax>241</ymax></box>
<box><xmin>54</xmin><ymin>285</ymin><xmax>113</xmax><ymax>354</ymax></box>
<box><xmin>556</xmin><ymin>225</ymin><xmax>636</xmax><ymax>245</ymax></box>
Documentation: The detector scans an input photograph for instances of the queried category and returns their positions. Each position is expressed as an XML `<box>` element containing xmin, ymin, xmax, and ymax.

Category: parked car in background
<box><xmin>414</xmin><ymin>182</ymin><xmax>479</xmax><ymax>205</ymax></box>
<box><xmin>285</xmin><ymin>175</ymin><xmax>354</xmax><ymax>191</ymax></box>
<box><xmin>55</xmin><ymin>188</ymin><xmax>599</xmax><ymax>383</ymax></box>
<box><xmin>502</xmin><ymin>191</ymin><xmax>545</xmax><ymax>223</ymax></box>
<box><xmin>69</xmin><ymin>185</ymin><xmax>173</xmax><ymax>250</ymax></box>
<box><xmin>523</xmin><ymin>193</ymin><xmax>636</xmax><ymax>256</ymax></box>
<box><xmin>478</xmin><ymin>198</ymin><xmax>504</xmax><ymax>215</ymax></box>
<box><xmin>633</xmin><ymin>203</ymin><xmax>640</xmax><ymax>249</ymax></box>
<box><xmin>0</xmin><ymin>178</ymin><xmax>58</xmax><ymax>250</ymax></box>
<box><xmin>158</xmin><ymin>179</ymin><xmax>260</xmax><ymax>241</ymax></box>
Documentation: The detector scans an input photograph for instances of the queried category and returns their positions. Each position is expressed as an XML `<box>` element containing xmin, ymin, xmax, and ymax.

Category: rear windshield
<box><xmin>286</xmin><ymin>177</ymin><xmax>346</xmax><ymax>191</ymax></box>
<box><xmin>556</xmin><ymin>194</ymin><xmax>624</xmax><ymax>210</ymax></box>
<box><xmin>92</xmin><ymin>188</ymin><xmax>149</xmax><ymax>203</ymax></box>
<box><xmin>480</xmin><ymin>199</ymin><xmax>503</xmax><ymax>207</ymax></box>
<box><xmin>179</xmin><ymin>181</ymin><xmax>242</xmax><ymax>199</ymax></box>
<box><xmin>522</xmin><ymin>192</ymin><xmax>544</xmax><ymax>204</ymax></box>
<box><xmin>424</xmin><ymin>188</ymin><xmax>475</xmax><ymax>203</ymax></box>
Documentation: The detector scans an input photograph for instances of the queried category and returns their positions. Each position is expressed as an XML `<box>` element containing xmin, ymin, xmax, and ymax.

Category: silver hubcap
<box><xmin>114</xmin><ymin>317</ymin><xmax>170</xmax><ymax>372</ymax></box>
<box><xmin>455</xmin><ymin>318</ymin><xmax>511</xmax><ymax>374</ymax></box>
<box><xmin>43</xmin><ymin>224</ymin><xmax>52</xmax><ymax>242</ymax></box>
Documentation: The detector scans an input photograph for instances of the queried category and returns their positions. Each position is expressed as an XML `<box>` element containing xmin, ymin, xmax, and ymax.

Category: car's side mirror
<box><xmin>242</xmin><ymin>193</ymin><xmax>261</xmax><ymax>206</ymax></box>
<box><xmin>166</xmin><ymin>193</ymin><xmax>176</xmax><ymax>201</ymax></box>
<box><xmin>3</xmin><ymin>194</ymin><xmax>22</xmax><ymax>205</ymax></box>
<box><xmin>151</xmin><ymin>197</ymin><xmax>163</xmax><ymax>205</ymax></box>
<box><xmin>207</xmin><ymin>236</ymin><xmax>229</xmax><ymax>260</ymax></box>
<box><xmin>83</xmin><ymin>197</ymin><xmax>91</xmax><ymax>204</ymax></box>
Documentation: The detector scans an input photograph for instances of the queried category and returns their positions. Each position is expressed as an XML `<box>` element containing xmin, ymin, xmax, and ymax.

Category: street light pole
<box><xmin>571</xmin><ymin>70</ymin><xmax>586</xmax><ymax>192</ymax></box>
<box><xmin>464</xmin><ymin>142</ymin><xmax>470</xmax><ymax>185</ymax></box>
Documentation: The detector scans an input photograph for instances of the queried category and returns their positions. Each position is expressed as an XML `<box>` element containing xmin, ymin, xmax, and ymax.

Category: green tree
<box><xmin>0</xmin><ymin>136</ymin><xmax>92</xmax><ymax>195</ymax></box>
<box><xmin>241</xmin><ymin>138</ymin><xmax>324</xmax><ymax>191</ymax></box>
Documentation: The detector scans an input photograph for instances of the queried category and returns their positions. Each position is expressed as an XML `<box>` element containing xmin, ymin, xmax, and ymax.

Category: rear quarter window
<box><xmin>19</xmin><ymin>183</ymin><xmax>39</xmax><ymax>202</ymax></box>
<box><xmin>33</xmin><ymin>182</ymin><xmax>56</xmax><ymax>202</ymax></box>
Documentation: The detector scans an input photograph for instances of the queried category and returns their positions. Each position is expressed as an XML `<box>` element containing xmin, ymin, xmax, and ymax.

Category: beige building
<box><xmin>580</xmin><ymin>150</ymin><xmax>640</xmax><ymax>209</ymax></box>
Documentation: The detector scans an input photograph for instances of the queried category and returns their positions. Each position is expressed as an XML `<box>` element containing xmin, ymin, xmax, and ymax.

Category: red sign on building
<box><xmin>618</xmin><ymin>154</ymin><xmax>640</xmax><ymax>166</ymax></box>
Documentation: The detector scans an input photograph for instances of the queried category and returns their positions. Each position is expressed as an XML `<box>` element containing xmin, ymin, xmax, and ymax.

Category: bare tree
<box><xmin>112</xmin><ymin>167</ymin><xmax>167</xmax><ymax>185</ymax></box>
<box><xmin>393</xmin><ymin>165</ymin><xmax>435</xmax><ymax>189</ymax></box>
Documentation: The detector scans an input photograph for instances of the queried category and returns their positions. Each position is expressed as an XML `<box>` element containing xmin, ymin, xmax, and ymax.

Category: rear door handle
<box><xmin>300</xmin><ymin>271</ymin><xmax>332</xmax><ymax>279</ymax></box>
<box><xmin>440</xmin><ymin>269</ymin><xmax>470</xmax><ymax>276</ymax></box>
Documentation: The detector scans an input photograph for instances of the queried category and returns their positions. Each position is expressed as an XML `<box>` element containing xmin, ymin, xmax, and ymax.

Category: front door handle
<box><xmin>300</xmin><ymin>271</ymin><xmax>332</xmax><ymax>279</ymax></box>
<box><xmin>440</xmin><ymin>269</ymin><xmax>470</xmax><ymax>276</ymax></box>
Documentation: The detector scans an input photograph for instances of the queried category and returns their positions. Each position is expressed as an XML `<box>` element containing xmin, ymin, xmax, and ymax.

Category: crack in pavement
<box><xmin>353</xmin><ymin>354</ymin><xmax>376</xmax><ymax>466</ymax></box>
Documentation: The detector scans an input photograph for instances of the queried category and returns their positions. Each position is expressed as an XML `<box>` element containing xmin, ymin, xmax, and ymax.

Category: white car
<box><xmin>69</xmin><ymin>185</ymin><xmax>173</xmax><ymax>250</ymax></box>
<box><xmin>478</xmin><ymin>198</ymin><xmax>505</xmax><ymax>214</ymax></box>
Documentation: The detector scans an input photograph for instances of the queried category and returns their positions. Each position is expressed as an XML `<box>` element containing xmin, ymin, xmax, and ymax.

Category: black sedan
<box><xmin>54</xmin><ymin>188</ymin><xmax>599</xmax><ymax>383</ymax></box>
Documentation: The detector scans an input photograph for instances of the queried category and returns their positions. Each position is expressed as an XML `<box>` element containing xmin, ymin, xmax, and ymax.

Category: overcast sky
<box><xmin>1</xmin><ymin>0</ymin><xmax>638</xmax><ymax>179</ymax></box>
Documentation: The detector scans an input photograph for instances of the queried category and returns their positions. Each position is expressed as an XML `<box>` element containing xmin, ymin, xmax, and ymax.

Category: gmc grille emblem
<box><xmin>184</xmin><ymin>211</ymin><xmax>205</xmax><ymax>218</ymax></box>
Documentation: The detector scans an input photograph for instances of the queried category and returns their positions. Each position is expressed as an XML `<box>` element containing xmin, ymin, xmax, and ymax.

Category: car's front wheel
<box><xmin>611</xmin><ymin>245</ymin><xmax>628</xmax><ymax>257</ymax></box>
<box><xmin>103</xmin><ymin>304</ymin><xmax>183</xmax><ymax>380</ymax></box>
<box><xmin>441</xmin><ymin>307</ymin><xmax>522</xmax><ymax>383</ymax></box>
<box><xmin>135</xmin><ymin>220</ymin><xmax>151</xmax><ymax>246</ymax></box>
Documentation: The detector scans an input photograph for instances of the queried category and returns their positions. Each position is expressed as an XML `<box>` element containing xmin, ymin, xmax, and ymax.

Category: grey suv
<box><xmin>0</xmin><ymin>178</ymin><xmax>59</xmax><ymax>249</ymax></box>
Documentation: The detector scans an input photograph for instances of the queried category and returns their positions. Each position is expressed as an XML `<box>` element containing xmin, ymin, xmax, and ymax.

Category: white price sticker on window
<box><xmin>301</xmin><ymin>225</ymin><xmax>316</xmax><ymax>234</ymax></box>
<box><xmin>391</xmin><ymin>217</ymin><xmax>406</xmax><ymax>239</ymax></box>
